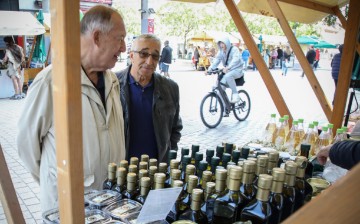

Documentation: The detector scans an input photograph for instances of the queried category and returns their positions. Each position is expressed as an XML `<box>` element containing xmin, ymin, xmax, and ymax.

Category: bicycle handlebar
<box><xmin>206</xmin><ymin>68</ymin><xmax>223</xmax><ymax>75</ymax></box>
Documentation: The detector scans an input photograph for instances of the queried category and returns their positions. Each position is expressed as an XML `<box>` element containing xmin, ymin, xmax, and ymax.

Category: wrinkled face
<box><xmin>130</xmin><ymin>38</ymin><xmax>161</xmax><ymax>82</ymax></box>
<box><xmin>219</xmin><ymin>42</ymin><xmax>227</xmax><ymax>53</ymax></box>
<box><xmin>96</xmin><ymin>14</ymin><xmax>126</xmax><ymax>70</ymax></box>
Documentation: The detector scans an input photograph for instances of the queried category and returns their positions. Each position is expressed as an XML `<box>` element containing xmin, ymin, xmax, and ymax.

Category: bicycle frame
<box><xmin>211</xmin><ymin>73</ymin><xmax>233</xmax><ymax>115</ymax></box>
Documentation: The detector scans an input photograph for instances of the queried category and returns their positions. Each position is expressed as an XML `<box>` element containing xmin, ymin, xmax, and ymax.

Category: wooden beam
<box><xmin>278</xmin><ymin>0</ymin><xmax>335</xmax><ymax>15</ymax></box>
<box><xmin>0</xmin><ymin>145</ymin><xmax>25</xmax><ymax>224</ymax></box>
<box><xmin>357</xmin><ymin>42</ymin><xmax>360</xmax><ymax>56</ymax></box>
<box><xmin>331</xmin><ymin>0</ymin><xmax>360</xmax><ymax>133</ymax></box>
<box><xmin>223</xmin><ymin>0</ymin><xmax>293</xmax><ymax>121</ymax></box>
<box><xmin>332</xmin><ymin>6</ymin><xmax>347</xmax><ymax>30</ymax></box>
<box><xmin>50</xmin><ymin>1</ymin><xmax>84</xmax><ymax>223</ymax></box>
<box><xmin>268</xmin><ymin>0</ymin><xmax>333</xmax><ymax>121</ymax></box>
<box><xmin>284</xmin><ymin>162</ymin><xmax>360</xmax><ymax>223</ymax></box>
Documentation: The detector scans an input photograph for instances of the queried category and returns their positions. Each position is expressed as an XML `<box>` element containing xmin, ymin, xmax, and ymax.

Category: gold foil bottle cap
<box><xmin>202</xmin><ymin>171</ymin><xmax>212</xmax><ymax>181</ymax></box>
<box><xmin>128</xmin><ymin>164</ymin><xmax>138</xmax><ymax>174</ymax></box>
<box><xmin>130</xmin><ymin>157</ymin><xmax>139</xmax><ymax>166</ymax></box>
<box><xmin>149</xmin><ymin>166</ymin><xmax>158</xmax><ymax>174</ymax></box>
<box><xmin>285</xmin><ymin>161</ymin><xmax>298</xmax><ymax>175</ymax></box>
<box><xmin>272</xmin><ymin>168</ymin><xmax>286</xmax><ymax>182</ymax></box>
<box><xmin>206</xmin><ymin>182</ymin><xmax>216</xmax><ymax>193</ymax></box>
<box><xmin>119</xmin><ymin>160</ymin><xmax>129</xmax><ymax>169</ymax></box>
<box><xmin>243</xmin><ymin>160</ymin><xmax>256</xmax><ymax>173</ymax></box>
<box><xmin>192</xmin><ymin>189</ymin><xmax>203</xmax><ymax>201</ymax></box>
<box><xmin>108</xmin><ymin>163</ymin><xmax>117</xmax><ymax>172</ymax></box>
<box><xmin>159</xmin><ymin>163</ymin><xmax>167</xmax><ymax>173</ymax></box>
<box><xmin>154</xmin><ymin>173</ymin><xmax>166</xmax><ymax>183</ymax></box>
<box><xmin>229</xmin><ymin>166</ymin><xmax>243</xmax><ymax>179</ymax></box>
<box><xmin>149</xmin><ymin>158</ymin><xmax>158</xmax><ymax>167</ymax></box>
<box><xmin>139</xmin><ymin>169</ymin><xmax>149</xmax><ymax>178</ymax></box>
<box><xmin>173</xmin><ymin>180</ymin><xmax>183</xmax><ymax>188</ymax></box>
<box><xmin>237</xmin><ymin>160</ymin><xmax>244</xmax><ymax>167</ymax></box>
<box><xmin>295</xmin><ymin>156</ymin><xmax>308</xmax><ymax>168</ymax></box>
<box><xmin>215</xmin><ymin>169</ymin><xmax>227</xmax><ymax>181</ymax></box>
<box><xmin>186</xmin><ymin>164</ymin><xmax>196</xmax><ymax>174</ymax></box>
<box><xmin>140</xmin><ymin>177</ymin><xmax>151</xmax><ymax>187</ymax></box>
<box><xmin>171</xmin><ymin>169</ymin><xmax>181</xmax><ymax>179</ymax></box>
<box><xmin>268</xmin><ymin>151</ymin><xmax>279</xmax><ymax>162</ymax></box>
<box><xmin>127</xmin><ymin>172</ymin><xmax>137</xmax><ymax>182</ymax></box>
<box><xmin>247</xmin><ymin>157</ymin><xmax>257</xmax><ymax>164</ymax></box>
<box><xmin>141</xmin><ymin>154</ymin><xmax>149</xmax><ymax>162</ymax></box>
<box><xmin>116</xmin><ymin>167</ymin><xmax>127</xmax><ymax>177</ymax></box>
<box><xmin>257</xmin><ymin>174</ymin><xmax>273</xmax><ymax>189</ymax></box>
<box><xmin>170</xmin><ymin>159</ymin><xmax>180</xmax><ymax>169</ymax></box>
<box><xmin>139</xmin><ymin>161</ymin><xmax>148</xmax><ymax>170</ymax></box>
<box><xmin>257</xmin><ymin>155</ymin><xmax>269</xmax><ymax>167</ymax></box>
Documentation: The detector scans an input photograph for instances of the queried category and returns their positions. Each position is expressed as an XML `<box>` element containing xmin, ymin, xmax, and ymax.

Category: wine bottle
<box><xmin>167</xmin><ymin>150</ymin><xmax>178</xmax><ymax>174</ymax></box>
<box><xmin>205</xmin><ymin>168</ymin><xmax>227</xmax><ymax>224</ymax></box>
<box><xmin>180</xmin><ymin>155</ymin><xmax>192</xmax><ymax>181</ymax></box>
<box><xmin>111</xmin><ymin>167</ymin><xmax>127</xmax><ymax>194</ymax></box>
<box><xmin>221</xmin><ymin>153</ymin><xmax>231</xmax><ymax>168</ymax></box>
<box><xmin>139</xmin><ymin>161</ymin><xmax>148</xmax><ymax>171</ymax></box>
<box><xmin>183</xmin><ymin>164</ymin><xmax>196</xmax><ymax>194</ymax></box>
<box><xmin>232</xmin><ymin>150</ymin><xmax>241</xmax><ymax>163</ymax></box>
<box><xmin>194</xmin><ymin>152</ymin><xmax>204</xmax><ymax>169</ymax></box>
<box><xmin>178</xmin><ymin>189</ymin><xmax>208</xmax><ymax>224</ymax></box>
<box><xmin>209</xmin><ymin>156</ymin><xmax>221</xmax><ymax>181</ymax></box>
<box><xmin>201</xmin><ymin>181</ymin><xmax>216</xmax><ymax>221</ymax></box>
<box><xmin>240</xmin><ymin>174</ymin><xmax>273</xmax><ymax>223</ymax></box>
<box><xmin>240</xmin><ymin>160</ymin><xmax>257</xmax><ymax>204</ymax></box>
<box><xmin>103</xmin><ymin>163</ymin><xmax>117</xmax><ymax>190</ymax></box>
<box><xmin>165</xmin><ymin>160</ymin><xmax>180</xmax><ymax>188</ymax></box>
<box><xmin>269</xmin><ymin>167</ymin><xmax>285</xmax><ymax>224</ymax></box>
<box><xmin>191</xmin><ymin>145</ymin><xmax>200</xmax><ymax>165</ymax></box>
<box><xmin>199</xmin><ymin>170</ymin><xmax>212</xmax><ymax>190</ymax></box>
<box><xmin>213</xmin><ymin>166</ymin><xmax>244</xmax><ymax>223</ymax></box>
<box><xmin>240</xmin><ymin>146</ymin><xmax>250</xmax><ymax>160</ymax></box>
<box><xmin>267</xmin><ymin>151</ymin><xmax>279</xmax><ymax>174</ymax></box>
<box><xmin>196</xmin><ymin>161</ymin><xmax>208</xmax><ymax>188</ymax></box>
<box><xmin>159</xmin><ymin>162</ymin><xmax>167</xmax><ymax>175</ymax></box>
<box><xmin>122</xmin><ymin>172</ymin><xmax>139</xmax><ymax>200</ymax></box>
<box><xmin>294</xmin><ymin>156</ymin><xmax>313</xmax><ymax>211</ymax></box>
<box><xmin>253</xmin><ymin>155</ymin><xmax>269</xmax><ymax>189</ymax></box>
<box><xmin>280</xmin><ymin>161</ymin><xmax>298</xmax><ymax>221</ymax></box>
<box><xmin>128</xmin><ymin>164</ymin><xmax>138</xmax><ymax>176</ymax></box>
<box><xmin>179</xmin><ymin>175</ymin><xmax>199</xmax><ymax>215</ymax></box>
<box><xmin>206</xmin><ymin>149</ymin><xmax>215</xmax><ymax>165</ymax></box>
<box><xmin>137</xmin><ymin>169</ymin><xmax>148</xmax><ymax>192</ymax></box>
<box><xmin>166</xmin><ymin>180</ymin><xmax>184</xmax><ymax>222</ymax></box>
<box><xmin>216</xmin><ymin>145</ymin><xmax>225</xmax><ymax>161</ymax></box>
<box><xmin>224</xmin><ymin>142</ymin><xmax>234</xmax><ymax>154</ymax></box>
<box><xmin>179</xmin><ymin>148</ymin><xmax>190</xmax><ymax>170</ymax></box>
<box><xmin>135</xmin><ymin>177</ymin><xmax>151</xmax><ymax>204</ymax></box>
<box><xmin>169</xmin><ymin>169</ymin><xmax>181</xmax><ymax>188</ymax></box>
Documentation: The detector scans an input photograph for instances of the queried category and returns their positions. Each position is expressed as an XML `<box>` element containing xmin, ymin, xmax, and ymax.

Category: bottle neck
<box><xmin>154</xmin><ymin>182</ymin><xmax>164</xmax><ymax>190</ymax></box>
<box><xmin>191</xmin><ymin>199</ymin><xmax>201</xmax><ymax>211</ymax></box>
<box><xmin>256</xmin><ymin>188</ymin><xmax>270</xmax><ymax>201</ymax></box>
<box><xmin>127</xmin><ymin>181</ymin><xmax>136</xmax><ymax>192</ymax></box>
<box><xmin>117</xmin><ymin>176</ymin><xmax>126</xmax><ymax>186</ymax></box>
<box><xmin>140</xmin><ymin>186</ymin><xmax>150</xmax><ymax>196</ymax></box>
<box><xmin>215</xmin><ymin>179</ymin><xmax>226</xmax><ymax>193</ymax></box>
<box><xmin>228</xmin><ymin>178</ymin><xmax>241</xmax><ymax>191</ymax></box>
<box><xmin>284</xmin><ymin>173</ymin><xmax>295</xmax><ymax>187</ymax></box>
<box><xmin>242</xmin><ymin>172</ymin><xmax>254</xmax><ymax>184</ymax></box>
<box><xmin>271</xmin><ymin>180</ymin><xmax>284</xmax><ymax>193</ymax></box>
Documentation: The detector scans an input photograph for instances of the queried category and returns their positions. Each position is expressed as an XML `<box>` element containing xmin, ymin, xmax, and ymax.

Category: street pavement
<box><xmin>0</xmin><ymin>58</ymin><xmax>356</xmax><ymax>223</ymax></box>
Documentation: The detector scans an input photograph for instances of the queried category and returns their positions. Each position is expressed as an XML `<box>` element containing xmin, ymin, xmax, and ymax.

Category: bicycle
<box><xmin>200</xmin><ymin>68</ymin><xmax>251</xmax><ymax>128</ymax></box>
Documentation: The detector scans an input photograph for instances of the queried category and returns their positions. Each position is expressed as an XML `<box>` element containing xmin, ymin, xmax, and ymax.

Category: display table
<box><xmin>0</xmin><ymin>69</ymin><xmax>14</xmax><ymax>98</ymax></box>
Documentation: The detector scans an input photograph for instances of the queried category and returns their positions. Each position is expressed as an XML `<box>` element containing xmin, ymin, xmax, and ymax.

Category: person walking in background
<box><xmin>2</xmin><ymin>36</ymin><xmax>25</xmax><ymax>100</ymax></box>
<box><xmin>314</xmin><ymin>48</ymin><xmax>320</xmax><ymax>70</ymax></box>
<box><xmin>242</xmin><ymin>47</ymin><xmax>250</xmax><ymax>70</ymax></box>
<box><xmin>116</xmin><ymin>34</ymin><xmax>183</xmax><ymax>162</ymax></box>
<box><xmin>281</xmin><ymin>46</ymin><xmax>292</xmax><ymax>76</ymax></box>
<box><xmin>277</xmin><ymin>46</ymin><xmax>283</xmax><ymax>68</ymax></box>
<box><xmin>270</xmin><ymin>48</ymin><xmax>278</xmax><ymax>69</ymax></box>
<box><xmin>159</xmin><ymin>40</ymin><xmax>173</xmax><ymax>78</ymax></box>
<box><xmin>17</xmin><ymin>5</ymin><xmax>127</xmax><ymax>213</ymax></box>
<box><xmin>193</xmin><ymin>46</ymin><xmax>200</xmax><ymax>70</ymax></box>
<box><xmin>302</xmin><ymin>44</ymin><xmax>316</xmax><ymax>77</ymax></box>
<box><xmin>331</xmin><ymin>44</ymin><xmax>343</xmax><ymax>105</ymax></box>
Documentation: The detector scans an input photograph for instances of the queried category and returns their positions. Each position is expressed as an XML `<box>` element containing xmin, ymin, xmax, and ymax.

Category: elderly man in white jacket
<box><xmin>17</xmin><ymin>5</ymin><xmax>126</xmax><ymax>213</ymax></box>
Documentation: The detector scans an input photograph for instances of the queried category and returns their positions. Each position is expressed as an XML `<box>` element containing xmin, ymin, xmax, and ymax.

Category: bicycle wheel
<box><xmin>233</xmin><ymin>89</ymin><xmax>251</xmax><ymax>121</ymax></box>
<box><xmin>200</xmin><ymin>93</ymin><xmax>224</xmax><ymax>128</ymax></box>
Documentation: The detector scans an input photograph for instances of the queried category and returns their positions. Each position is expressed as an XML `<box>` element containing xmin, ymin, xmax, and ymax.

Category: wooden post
<box><xmin>268</xmin><ymin>0</ymin><xmax>333</xmax><ymax>121</ymax></box>
<box><xmin>50</xmin><ymin>0</ymin><xmax>84</xmax><ymax>223</ymax></box>
<box><xmin>356</xmin><ymin>43</ymin><xmax>360</xmax><ymax>56</ymax></box>
<box><xmin>0</xmin><ymin>145</ymin><xmax>25</xmax><ymax>224</ymax></box>
<box><xmin>223</xmin><ymin>0</ymin><xmax>293</xmax><ymax>121</ymax></box>
<box><xmin>332</xmin><ymin>6</ymin><xmax>347</xmax><ymax>30</ymax></box>
<box><xmin>331</xmin><ymin>0</ymin><xmax>360</xmax><ymax>132</ymax></box>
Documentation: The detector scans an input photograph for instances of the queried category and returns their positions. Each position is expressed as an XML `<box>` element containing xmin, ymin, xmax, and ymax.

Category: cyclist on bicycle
<box><xmin>205</xmin><ymin>36</ymin><xmax>244</xmax><ymax>103</ymax></box>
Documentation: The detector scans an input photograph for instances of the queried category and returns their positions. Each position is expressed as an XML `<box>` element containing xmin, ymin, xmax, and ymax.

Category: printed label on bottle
<box><xmin>111</xmin><ymin>203</ymin><xmax>137</xmax><ymax>217</ymax></box>
<box><xmin>85</xmin><ymin>214</ymin><xmax>106</xmax><ymax>224</ymax></box>
<box><xmin>91</xmin><ymin>192</ymin><xmax>114</xmax><ymax>204</ymax></box>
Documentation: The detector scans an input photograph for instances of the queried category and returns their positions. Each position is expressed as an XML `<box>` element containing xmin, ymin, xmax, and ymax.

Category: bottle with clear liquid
<box><xmin>294</xmin><ymin>156</ymin><xmax>313</xmax><ymax>211</ymax></box>
<box><xmin>313</xmin><ymin>126</ymin><xmax>331</xmax><ymax>156</ymax></box>
<box><xmin>269</xmin><ymin>168</ymin><xmax>285</xmax><ymax>224</ymax></box>
<box><xmin>284</xmin><ymin>120</ymin><xmax>301</xmax><ymax>156</ymax></box>
<box><xmin>280</xmin><ymin>161</ymin><xmax>298</xmax><ymax>221</ymax></box>
<box><xmin>272</xmin><ymin>117</ymin><xmax>286</xmax><ymax>149</ymax></box>
<box><xmin>240</xmin><ymin>174</ymin><xmax>273</xmax><ymax>224</ymax></box>
<box><xmin>178</xmin><ymin>189</ymin><xmax>208</xmax><ymax>224</ymax></box>
<box><xmin>283</xmin><ymin>115</ymin><xmax>290</xmax><ymax>140</ymax></box>
<box><xmin>263</xmin><ymin>113</ymin><xmax>277</xmax><ymax>143</ymax></box>
<box><xmin>213</xmin><ymin>166</ymin><xmax>245</xmax><ymax>223</ymax></box>
<box><xmin>297</xmin><ymin>118</ymin><xmax>305</xmax><ymax>140</ymax></box>
<box><xmin>327</xmin><ymin>123</ymin><xmax>334</xmax><ymax>140</ymax></box>
<box><xmin>103</xmin><ymin>163</ymin><xmax>117</xmax><ymax>190</ymax></box>
<box><xmin>302</xmin><ymin>123</ymin><xmax>318</xmax><ymax>157</ymax></box>
<box><xmin>332</xmin><ymin>128</ymin><xmax>345</xmax><ymax>144</ymax></box>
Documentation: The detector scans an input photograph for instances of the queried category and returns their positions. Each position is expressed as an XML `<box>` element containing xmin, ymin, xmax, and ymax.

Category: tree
<box><xmin>114</xmin><ymin>5</ymin><xmax>141</xmax><ymax>36</ymax></box>
<box><xmin>322</xmin><ymin>4</ymin><xmax>348</xmax><ymax>27</ymax></box>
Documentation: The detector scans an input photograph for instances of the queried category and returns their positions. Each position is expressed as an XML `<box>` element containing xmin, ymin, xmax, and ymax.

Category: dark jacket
<box><xmin>330</xmin><ymin>140</ymin><xmax>360</xmax><ymax>170</ymax></box>
<box><xmin>306</xmin><ymin>49</ymin><xmax>316</xmax><ymax>64</ymax></box>
<box><xmin>277</xmin><ymin>48</ymin><xmax>283</xmax><ymax>60</ymax></box>
<box><xmin>331</xmin><ymin>52</ymin><xmax>342</xmax><ymax>80</ymax></box>
<box><xmin>116</xmin><ymin>66</ymin><xmax>183</xmax><ymax>162</ymax></box>
<box><xmin>160</xmin><ymin>45</ymin><xmax>173</xmax><ymax>64</ymax></box>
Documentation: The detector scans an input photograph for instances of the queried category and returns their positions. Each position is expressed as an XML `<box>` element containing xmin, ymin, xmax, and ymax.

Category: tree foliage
<box><xmin>322</xmin><ymin>4</ymin><xmax>348</xmax><ymax>27</ymax></box>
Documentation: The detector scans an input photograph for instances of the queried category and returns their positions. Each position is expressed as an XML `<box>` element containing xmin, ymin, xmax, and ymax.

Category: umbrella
<box><xmin>32</xmin><ymin>10</ymin><xmax>47</xmax><ymax>64</ymax></box>
<box><xmin>296</xmin><ymin>36</ymin><xmax>318</xmax><ymax>45</ymax></box>
<box><xmin>313</xmin><ymin>40</ymin><xmax>336</xmax><ymax>49</ymax></box>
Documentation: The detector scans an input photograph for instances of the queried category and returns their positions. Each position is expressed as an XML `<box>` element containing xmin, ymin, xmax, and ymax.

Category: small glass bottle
<box><xmin>103</xmin><ymin>163</ymin><xmax>117</xmax><ymax>190</ymax></box>
<box><xmin>232</xmin><ymin>150</ymin><xmax>241</xmax><ymax>163</ymax></box>
<box><xmin>111</xmin><ymin>167</ymin><xmax>127</xmax><ymax>194</ymax></box>
<box><xmin>179</xmin><ymin>175</ymin><xmax>199</xmax><ymax>215</ymax></box>
<box><xmin>205</xmin><ymin>169</ymin><xmax>227</xmax><ymax>224</ymax></box>
<box><xmin>179</xmin><ymin>148</ymin><xmax>190</xmax><ymax>170</ymax></box>
<box><xmin>294</xmin><ymin>156</ymin><xmax>313</xmax><ymax>211</ymax></box>
<box><xmin>165</xmin><ymin>160</ymin><xmax>180</xmax><ymax>188</ymax></box>
<box><xmin>191</xmin><ymin>145</ymin><xmax>200</xmax><ymax>165</ymax></box>
<box><xmin>135</xmin><ymin>177</ymin><xmax>151</xmax><ymax>204</ymax></box>
<box><xmin>139</xmin><ymin>161</ymin><xmax>148</xmax><ymax>171</ymax></box>
<box><xmin>122</xmin><ymin>172</ymin><xmax>139</xmax><ymax>200</ymax></box>
<box><xmin>167</xmin><ymin>150</ymin><xmax>178</xmax><ymax>174</ymax></box>
<box><xmin>240</xmin><ymin>160</ymin><xmax>256</xmax><ymax>205</ymax></box>
<box><xmin>206</xmin><ymin>149</ymin><xmax>215</xmax><ymax>165</ymax></box>
<box><xmin>240</xmin><ymin>174</ymin><xmax>273</xmax><ymax>223</ymax></box>
<box><xmin>267</xmin><ymin>151</ymin><xmax>279</xmax><ymax>174</ymax></box>
<box><xmin>169</xmin><ymin>169</ymin><xmax>181</xmax><ymax>187</ymax></box>
<box><xmin>216</xmin><ymin>145</ymin><xmax>225</xmax><ymax>161</ymax></box>
<box><xmin>209</xmin><ymin>156</ymin><xmax>221</xmax><ymax>180</ymax></box>
<box><xmin>213</xmin><ymin>166</ymin><xmax>245</xmax><ymax>222</ymax></box>
<box><xmin>269</xmin><ymin>167</ymin><xmax>285</xmax><ymax>224</ymax></box>
<box><xmin>178</xmin><ymin>189</ymin><xmax>208</xmax><ymax>224</ymax></box>
<box><xmin>280</xmin><ymin>161</ymin><xmax>298</xmax><ymax>222</ymax></box>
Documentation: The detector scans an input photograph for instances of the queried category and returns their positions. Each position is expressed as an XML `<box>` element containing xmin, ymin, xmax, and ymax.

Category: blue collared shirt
<box><xmin>128</xmin><ymin>74</ymin><xmax>158</xmax><ymax>159</ymax></box>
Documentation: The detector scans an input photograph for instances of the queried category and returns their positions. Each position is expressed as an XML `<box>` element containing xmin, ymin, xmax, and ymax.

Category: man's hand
<box><xmin>317</xmin><ymin>144</ymin><xmax>332</xmax><ymax>165</ymax></box>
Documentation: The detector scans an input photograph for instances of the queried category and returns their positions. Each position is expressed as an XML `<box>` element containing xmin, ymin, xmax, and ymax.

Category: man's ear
<box><xmin>93</xmin><ymin>30</ymin><xmax>101</xmax><ymax>47</ymax></box>
<box><xmin>129</xmin><ymin>51</ymin><xmax>135</xmax><ymax>62</ymax></box>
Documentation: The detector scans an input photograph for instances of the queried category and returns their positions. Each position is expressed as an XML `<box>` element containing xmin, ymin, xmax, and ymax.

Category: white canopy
<box><xmin>0</xmin><ymin>11</ymin><xmax>45</xmax><ymax>36</ymax></box>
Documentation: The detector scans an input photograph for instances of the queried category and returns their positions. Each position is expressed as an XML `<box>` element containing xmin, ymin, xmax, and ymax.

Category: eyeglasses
<box><xmin>132</xmin><ymin>50</ymin><xmax>160</xmax><ymax>61</ymax></box>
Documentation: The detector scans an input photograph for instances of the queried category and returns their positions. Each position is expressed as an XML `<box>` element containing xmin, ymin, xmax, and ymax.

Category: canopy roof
<box><xmin>0</xmin><ymin>11</ymin><xmax>46</xmax><ymax>36</ymax></box>
<box><xmin>297</xmin><ymin>36</ymin><xmax>319</xmax><ymax>44</ymax></box>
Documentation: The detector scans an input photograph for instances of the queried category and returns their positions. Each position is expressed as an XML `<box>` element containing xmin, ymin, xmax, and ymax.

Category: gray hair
<box><xmin>131</xmin><ymin>34</ymin><xmax>161</xmax><ymax>50</ymax></box>
<box><xmin>80</xmin><ymin>5</ymin><xmax>121</xmax><ymax>35</ymax></box>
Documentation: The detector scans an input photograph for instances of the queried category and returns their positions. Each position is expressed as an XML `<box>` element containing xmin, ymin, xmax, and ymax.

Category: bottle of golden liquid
<box><xmin>272</xmin><ymin>117</ymin><xmax>286</xmax><ymax>149</ymax></box>
<box><xmin>283</xmin><ymin>115</ymin><xmax>290</xmax><ymax>139</ymax></box>
<box><xmin>327</xmin><ymin>123</ymin><xmax>334</xmax><ymax>140</ymax></box>
<box><xmin>263</xmin><ymin>113</ymin><xmax>277</xmax><ymax>143</ymax></box>
<box><xmin>297</xmin><ymin>118</ymin><xmax>305</xmax><ymax>139</ymax></box>
<box><xmin>313</xmin><ymin>126</ymin><xmax>331</xmax><ymax>155</ymax></box>
<box><xmin>284</xmin><ymin>120</ymin><xmax>301</xmax><ymax>156</ymax></box>
<box><xmin>332</xmin><ymin>128</ymin><xmax>345</xmax><ymax>144</ymax></box>
<box><xmin>302</xmin><ymin>123</ymin><xmax>318</xmax><ymax>157</ymax></box>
